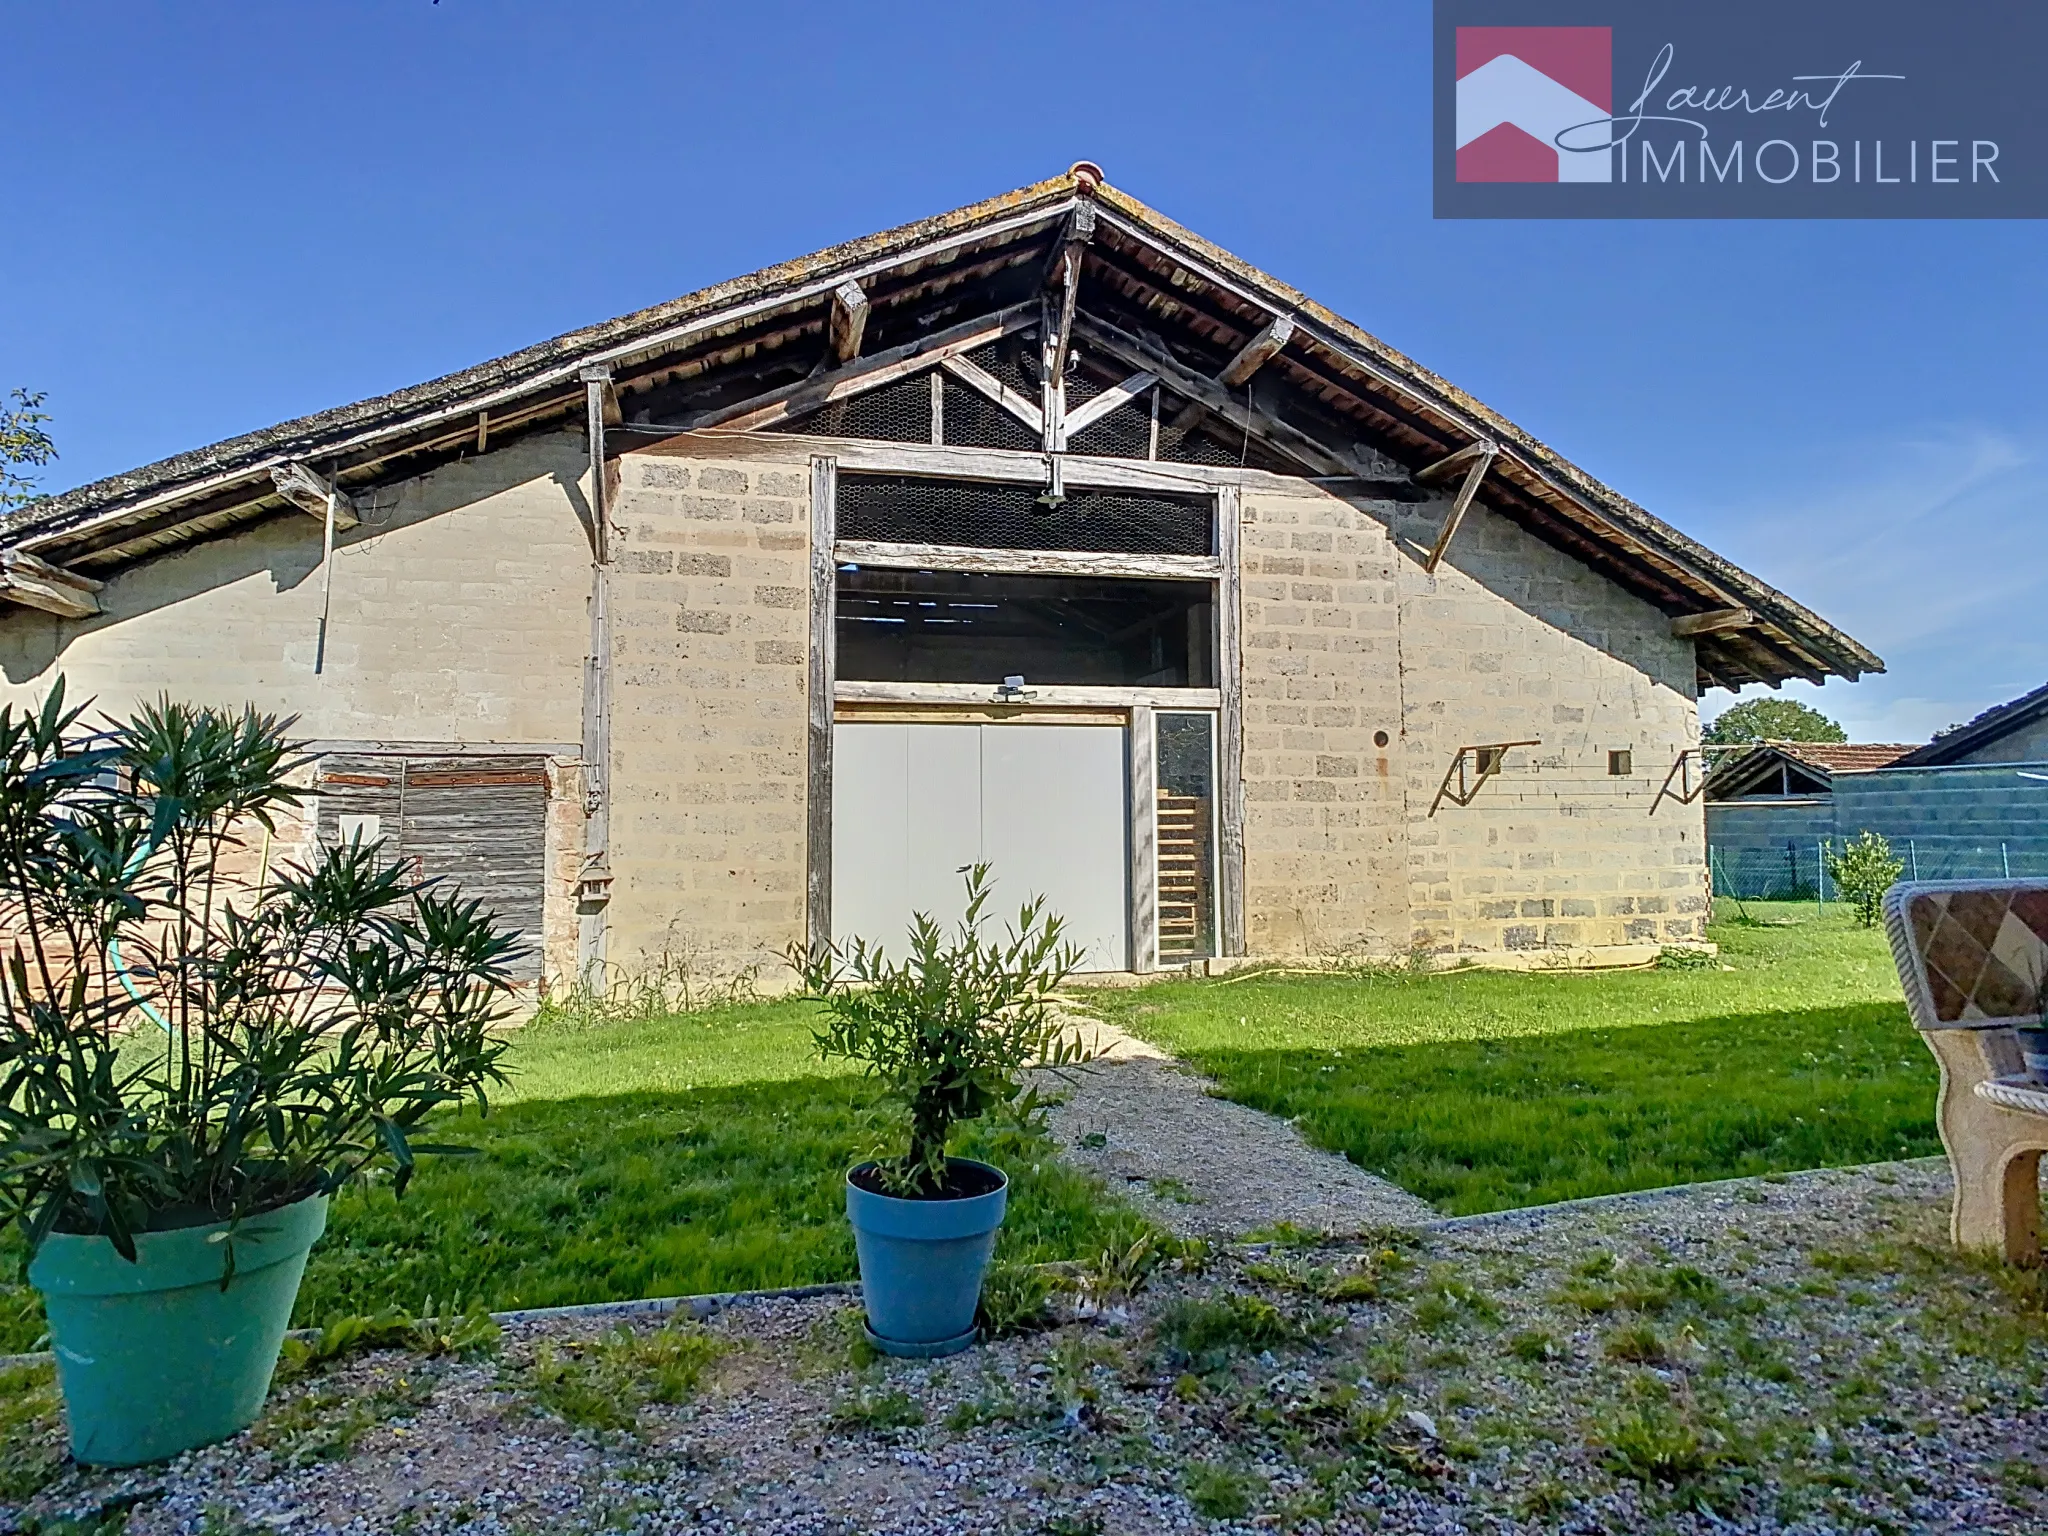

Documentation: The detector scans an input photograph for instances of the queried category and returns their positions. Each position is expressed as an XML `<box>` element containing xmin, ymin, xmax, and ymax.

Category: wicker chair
<box><xmin>1884</xmin><ymin>879</ymin><xmax>2048</xmax><ymax>1265</ymax></box>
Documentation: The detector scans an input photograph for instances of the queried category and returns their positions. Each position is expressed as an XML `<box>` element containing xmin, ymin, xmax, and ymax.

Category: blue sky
<box><xmin>4</xmin><ymin>2</ymin><xmax>2042</xmax><ymax>742</ymax></box>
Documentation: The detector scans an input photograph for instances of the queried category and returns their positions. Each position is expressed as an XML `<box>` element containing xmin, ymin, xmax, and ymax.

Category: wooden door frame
<box><xmin>804</xmin><ymin>454</ymin><xmax>1246</xmax><ymax>965</ymax></box>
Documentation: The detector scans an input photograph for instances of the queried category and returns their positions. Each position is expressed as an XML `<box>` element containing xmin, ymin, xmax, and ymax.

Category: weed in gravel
<box><xmin>1506</xmin><ymin>1327</ymin><xmax>1561</xmax><ymax>1364</ymax></box>
<box><xmin>0</xmin><ymin>1360</ymin><xmax>65</xmax><ymax>1501</ymax></box>
<box><xmin>524</xmin><ymin>1322</ymin><xmax>725</xmax><ymax>1431</ymax></box>
<box><xmin>1557</xmin><ymin>1260</ymin><xmax>1722</xmax><ymax>1317</ymax></box>
<box><xmin>278</xmin><ymin>1302</ymin><xmax>499</xmax><ymax>1380</ymax></box>
<box><xmin>801</xmin><ymin>1306</ymin><xmax>881</xmax><ymax>1374</ymax></box>
<box><xmin>1363</xmin><ymin>1340</ymin><xmax>1409</xmax><ymax>1387</ymax></box>
<box><xmin>1246</xmin><ymin>1236</ymin><xmax>1413</xmax><ymax>1304</ymax></box>
<box><xmin>1605</xmin><ymin>1322</ymin><xmax>1671</xmax><ymax>1365</ymax></box>
<box><xmin>1155</xmin><ymin>1293</ymin><xmax>1326</xmax><ymax>1369</ymax></box>
<box><xmin>1592</xmin><ymin>1400</ymin><xmax>1732</xmax><ymax>1485</ymax></box>
<box><xmin>1412</xmin><ymin>1266</ymin><xmax>1500</xmax><ymax>1333</ymax></box>
<box><xmin>1517</xmin><ymin>1478</ymin><xmax>1573</xmax><ymax>1519</ymax></box>
<box><xmin>1079</xmin><ymin>1230</ymin><xmax>1167</xmax><ymax>1307</ymax></box>
<box><xmin>978</xmin><ymin>1263</ymin><xmax>1058</xmax><ymax>1339</ymax></box>
<box><xmin>1038</xmin><ymin>1514</ymin><xmax>1104</xmax><ymax>1536</ymax></box>
<box><xmin>946</xmin><ymin>1383</ymin><xmax>1027</xmax><ymax>1431</ymax></box>
<box><xmin>256</xmin><ymin>1375</ymin><xmax>431</xmax><ymax>1466</ymax></box>
<box><xmin>1184</xmin><ymin>1461</ymin><xmax>1264</xmax><ymax>1519</ymax></box>
<box><xmin>828</xmin><ymin>1381</ymin><xmax>925</xmax><ymax>1431</ymax></box>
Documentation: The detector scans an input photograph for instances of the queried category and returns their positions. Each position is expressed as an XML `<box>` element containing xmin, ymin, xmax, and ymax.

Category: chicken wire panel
<box><xmin>768</xmin><ymin>369</ymin><xmax>933</xmax><ymax>442</ymax></box>
<box><xmin>941</xmin><ymin>376</ymin><xmax>1038</xmax><ymax>452</ymax></box>
<box><xmin>837</xmin><ymin>475</ymin><xmax>1214</xmax><ymax>556</ymax></box>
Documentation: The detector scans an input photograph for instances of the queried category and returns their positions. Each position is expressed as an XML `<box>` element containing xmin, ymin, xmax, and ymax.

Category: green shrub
<box><xmin>1825</xmin><ymin>831</ymin><xmax>1905</xmax><ymax>928</ymax></box>
<box><xmin>796</xmin><ymin>864</ymin><xmax>1086</xmax><ymax>1197</ymax></box>
<box><xmin>0</xmin><ymin>684</ymin><xmax>517</xmax><ymax>1258</ymax></box>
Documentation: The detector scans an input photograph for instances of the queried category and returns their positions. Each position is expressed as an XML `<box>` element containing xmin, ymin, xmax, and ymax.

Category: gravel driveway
<box><xmin>12</xmin><ymin>1156</ymin><xmax>2048</xmax><ymax>1536</ymax></box>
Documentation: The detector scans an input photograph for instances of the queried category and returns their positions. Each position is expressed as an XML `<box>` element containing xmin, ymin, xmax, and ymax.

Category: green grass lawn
<box><xmin>0</xmin><ymin>900</ymin><xmax>1937</xmax><ymax>1354</ymax></box>
<box><xmin>0</xmin><ymin>1001</ymin><xmax>1143</xmax><ymax>1356</ymax></box>
<box><xmin>1088</xmin><ymin>900</ymin><xmax>1938</xmax><ymax>1216</ymax></box>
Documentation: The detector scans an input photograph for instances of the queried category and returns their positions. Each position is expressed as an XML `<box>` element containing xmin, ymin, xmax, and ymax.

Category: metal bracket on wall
<box><xmin>1650</xmin><ymin>748</ymin><xmax>1710</xmax><ymax>815</ymax></box>
<box><xmin>1428</xmin><ymin>739</ymin><xmax>1540</xmax><ymax>816</ymax></box>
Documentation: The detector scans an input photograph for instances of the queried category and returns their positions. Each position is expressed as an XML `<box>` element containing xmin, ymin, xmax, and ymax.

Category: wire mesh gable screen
<box><xmin>837</xmin><ymin>475</ymin><xmax>1214</xmax><ymax>556</ymax></box>
<box><xmin>768</xmin><ymin>370</ymin><xmax>933</xmax><ymax>442</ymax></box>
<box><xmin>941</xmin><ymin>377</ymin><xmax>1038</xmax><ymax>452</ymax></box>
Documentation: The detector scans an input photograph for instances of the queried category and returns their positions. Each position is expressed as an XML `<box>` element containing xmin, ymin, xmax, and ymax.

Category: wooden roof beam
<box><xmin>1415</xmin><ymin>440</ymin><xmax>1497</xmax><ymax>486</ymax></box>
<box><xmin>1422</xmin><ymin>444</ymin><xmax>1497</xmax><ymax>574</ymax></box>
<box><xmin>1075</xmin><ymin>316</ymin><xmax>1353</xmax><ymax>478</ymax></box>
<box><xmin>269</xmin><ymin>463</ymin><xmax>360</xmax><ymax>530</ymax></box>
<box><xmin>1671</xmin><ymin>606</ymin><xmax>1754</xmax><ymax>638</ymax></box>
<box><xmin>829</xmin><ymin>279</ymin><xmax>870</xmax><ymax>364</ymax></box>
<box><xmin>1044</xmin><ymin>203</ymin><xmax>1094</xmax><ymax>391</ymax></box>
<box><xmin>1217</xmin><ymin>314</ymin><xmax>1296</xmax><ymax>388</ymax></box>
<box><xmin>0</xmin><ymin>548</ymin><xmax>104</xmax><ymax>619</ymax></box>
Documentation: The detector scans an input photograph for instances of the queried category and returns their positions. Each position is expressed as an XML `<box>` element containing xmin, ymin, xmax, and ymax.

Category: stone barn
<box><xmin>0</xmin><ymin>167</ymin><xmax>1881</xmax><ymax>987</ymax></box>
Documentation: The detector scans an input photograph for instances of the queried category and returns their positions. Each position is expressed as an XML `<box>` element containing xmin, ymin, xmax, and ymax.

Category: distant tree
<box><xmin>0</xmin><ymin>389</ymin><xmax>56</xmax><ymax>511</ymax></box>
<box><xmin>1703</xmin><ymin>698</ymin><xmax>1848</xmax><ymax>747</ymax></box>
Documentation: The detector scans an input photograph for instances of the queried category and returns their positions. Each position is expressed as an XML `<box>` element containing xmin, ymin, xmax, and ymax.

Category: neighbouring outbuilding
<box><xmin>0</xmin><ymin>167</ymin><xmax>1880</xmax><ymax>985</ymax></box>
<box><xmin>1707</xmin><ymin>682</ymin><xmax>2048</xmax><ymax>896</ymax></box>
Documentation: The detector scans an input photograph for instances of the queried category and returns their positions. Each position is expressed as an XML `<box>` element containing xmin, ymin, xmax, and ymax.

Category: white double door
<box><xmin>832</xmin><ymin>721</ymin><xmax>1128</xmax><ymax>972</ymax></box>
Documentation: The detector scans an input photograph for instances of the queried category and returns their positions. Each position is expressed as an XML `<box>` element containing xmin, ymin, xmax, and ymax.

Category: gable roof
<box><xmin>1705</xmin><ymin>738</ymin><xmax>1918</xmax><ymax>799</ymax></box>
<box><xmin>0</xmin><ymin>167</ymin><xmax>1880</xmax><ymax>693</ymax></box>
<box><xmin>1894</xmin><ymin>681</ymin><xmax>2048</xmax><ymax>766</ymax></box>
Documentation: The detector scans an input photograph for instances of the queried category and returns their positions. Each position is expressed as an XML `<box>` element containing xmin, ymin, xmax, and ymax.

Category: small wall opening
<box><xmin>836</xmin><ymin>568</ymin><xmax>1215</xmax><ymax>687</ymax></box>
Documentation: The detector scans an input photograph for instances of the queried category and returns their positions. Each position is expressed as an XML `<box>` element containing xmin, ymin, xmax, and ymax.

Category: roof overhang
<box><xmin>0</xmin><ymin>168</ymin><xmax>1881</xmax><ymax>693</ymax></box>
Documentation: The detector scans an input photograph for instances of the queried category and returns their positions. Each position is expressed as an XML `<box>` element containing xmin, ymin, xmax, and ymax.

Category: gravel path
<box><xmin>16</xmin><ymin>1157</ymin><xmax>2046</xmax><ymax>1536</ymax></box>
<box><xmin>1040</xmin><ymin>1022</ymin><xmax>1434</xmax><ymax>1236</ymax></box>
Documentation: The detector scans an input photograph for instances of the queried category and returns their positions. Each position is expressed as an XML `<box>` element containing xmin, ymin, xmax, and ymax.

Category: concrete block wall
<box><xmin>1380</xmin><ymin>496</ymin><xmax>1706</xmax><ymax>952</ymax></box>
<box><xmin>603</xmin><ymin>443</ymin><xmax>812</xmax><ymax>979</ymax></box>
<box><xmin>1834</xmin><ymin>764</ymin><xmax>2048</xmax><ymax>877</ymax></box>
<box><xmin>1950</xmin><ymin>716</ymin><xmax>2048</xmax><ymax>766</ymax></box>
<box><xmin>1237</xmin><ymin>487</ymin><xmax>1409</xmax><ymax>954</ymax></box>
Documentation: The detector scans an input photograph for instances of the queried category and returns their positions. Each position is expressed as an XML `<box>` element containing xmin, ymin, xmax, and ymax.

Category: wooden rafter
<box><xmin>1063</xmin><ymin>371</ymin><xmax>1157</xmax><ymax>437</ymax></box>
<box><xmin>1415</xmin><ymin>440</ymin><xmax>1496</xmax><ymax>486</ymax></box>
<box><xmin>1671</xmin><ymin>607</ymin><xmax>1754</xmax><ymax>638</ymax></box>
<box><xmin>680</xmin><ymin>305</ymin><xmax>1034</xmax><ymax>434</ymax></box>
<box><xmin>0</xmin><ymin>548</ymin><xmax>103</xmax><ymax>619</ymax></box>
<box><xmin>829</xmin><ymin>279</ymin><xmax>870</xmax><ymax>364</ymax></box>
<box><xmin>1218</xmin><ymin>314</ymin><xmax>1295</xmax><ymax>387</ymax></box>
<box><xmin>1422</xmin><ymin>445</ymin><xmax>1496</xmax><ymax>574</ymax></box>
<box><xmin>939</xmin><ymin>354</ymin><xmax>1044</xmax><ymax>435</ymax></box>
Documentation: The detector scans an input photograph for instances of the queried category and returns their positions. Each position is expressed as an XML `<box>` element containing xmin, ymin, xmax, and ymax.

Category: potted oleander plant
<box><xmin>795</xmin><ymin>865</ymin><xmax>1085</xmax><ymax>1357</ymax></box>
<box><xmin>0</xmin><ymin>683</ymin><xmax>516</xmax><ymax>1466</ymax></box>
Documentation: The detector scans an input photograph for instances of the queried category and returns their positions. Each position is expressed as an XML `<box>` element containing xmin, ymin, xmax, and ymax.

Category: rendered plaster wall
<box><xmin>0</xmin><ymin>433</ymin><xmax>591</xmax><ymax>742</ymax></box>
<box><xmin>1235</xmin><ymin>485</ymin><xmax>1410</xmax><ymax>955</ymax></box>
<box><xmin>0</xmin><ymin>433</ymin><xmax>597</xmax><ymax>988</ymax></box>
<box><xmin>1382</xmin><ymin>495</ymin><xmax>1708</xmax><ymax>953</ymax></box>
<box><xmin>601</xmin><ymin>440</ymin><xmax>813</xmax><ymax>982</ymax></box>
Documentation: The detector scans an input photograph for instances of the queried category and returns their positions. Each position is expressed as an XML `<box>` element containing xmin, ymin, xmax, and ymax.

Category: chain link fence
<box><xmin>1709</xmin><ymin>839</ymin><xmax>2048</xmax><ymax>901</ymax></box>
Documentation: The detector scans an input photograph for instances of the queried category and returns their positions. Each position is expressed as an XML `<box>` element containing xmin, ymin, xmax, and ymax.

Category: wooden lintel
<box><xmin>689</xmin><ymin>305</ymin><xmax>1034</xmax><ymax>434</ymax></box>
<box><xmin>1062</xmin><ymin>371</ymin><xmax>1158</xmax><ymax>437</ymax></box>
<box><xmin>829</xmin><ymin>279</ymin><xmax>870</xmax><ymax>364</ymax></box>
<box><xmin>1415</xmin><ymin>440</ymin><xmax>1497</xmax><ymax>486</ymax></box>
<box><xmin>269</xmin><ymin>463</ymin><xmax>361</xmax><ymax>530</ymax></box>
<box><xmin>1217</xmin><ymin>315</ymin><xmax>1296</xmax><ymax>388</ymax></box>
<box><xmin>833</xmin><ymin>539</ymin><xmax>1220</xmax><ymax>582</ymax></box>
<box><xmin>0</xmin><ymin>548</ymin><xmax>103</xmax><ymax>619</ymax></box>
<box><xmin>939</xmin><ymin>354</ymin><xmax>1045</xmax><ymax>435</ymax></box>
<box><xmin>1670</xmin><ymin>606</ymin><xmax>1755</xmax><ymax>638</ymax></box>
<box><xmin>1422</xmin><ymin>446</ymin><xmax>1497</xmax><ymax>574</ymax></box>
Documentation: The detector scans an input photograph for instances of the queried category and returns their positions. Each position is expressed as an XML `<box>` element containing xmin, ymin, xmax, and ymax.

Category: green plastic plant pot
<box><xmin>28</xmin><ymin>1192</ymin><xmax>329</xmax><ymax>1467</ymax></box>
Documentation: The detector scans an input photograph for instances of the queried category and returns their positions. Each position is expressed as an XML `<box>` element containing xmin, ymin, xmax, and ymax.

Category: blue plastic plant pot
<box><xmin>845</xmin><ymin>1159</ymin><xmax>1007</xmax><ymax>1358</ymax></box>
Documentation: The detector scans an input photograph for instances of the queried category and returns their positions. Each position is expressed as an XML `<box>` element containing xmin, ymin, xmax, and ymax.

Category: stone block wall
<box><xmin>1381</xmin><ymin>495</ymin><xmax>1707</xmax><ymax>952</ymax></box>
<box><xmin>1237</xmin><ymin>487</ymin><xmax>1410</xmax><ymax>954</ymax></box>
<box><xmin>603</xmin><ymin>442</ymin><xmax>813</xmax><ymax>978</ymax></box>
